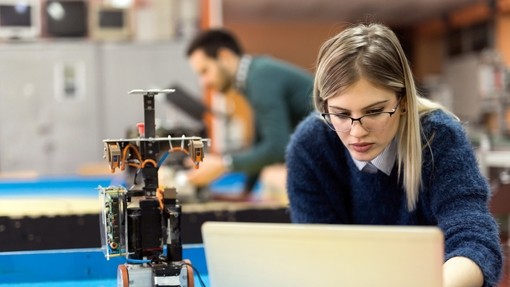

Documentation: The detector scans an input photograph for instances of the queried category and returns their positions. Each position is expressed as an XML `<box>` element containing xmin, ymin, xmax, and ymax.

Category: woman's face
<box><xmin>326</xmin><ymin>77</ymin><xmax>403</xmax><ymax>162</ymax></box>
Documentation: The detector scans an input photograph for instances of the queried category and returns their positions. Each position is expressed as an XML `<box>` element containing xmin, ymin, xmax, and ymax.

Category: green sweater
<box><xmin>231</xmin><ymin>56</ymin><xmax>313</xmax><ymax>177</ymax></box>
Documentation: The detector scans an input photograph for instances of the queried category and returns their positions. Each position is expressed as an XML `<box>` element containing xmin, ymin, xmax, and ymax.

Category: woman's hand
<box><xmin>443</xmin><ymin>256</ymin><xmax>483</xmax><ymax>287</ymax></box>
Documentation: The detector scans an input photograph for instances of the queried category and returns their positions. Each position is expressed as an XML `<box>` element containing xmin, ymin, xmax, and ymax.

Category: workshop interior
<box><xmin>0</xmin><ymin>0</ymin><xmax>510</xmax><ymax>286</ymax></box>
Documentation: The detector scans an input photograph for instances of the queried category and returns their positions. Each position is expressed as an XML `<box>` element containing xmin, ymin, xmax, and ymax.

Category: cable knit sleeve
<box><xmin>286</xmin><ymin>114</ymin><xmax>351</xmax><ymax>223</ymax></box>
<box><xmin>421</xmin><ymin>111</ymin><xmax>503</xmax><ymax>287</ymax></box>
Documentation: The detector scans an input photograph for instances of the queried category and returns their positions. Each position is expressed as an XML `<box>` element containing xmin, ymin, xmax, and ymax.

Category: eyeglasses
<box><xmin>321</xmin><ymin>98</ymin><xmax>402</xmax><ymax>133</ymax></box>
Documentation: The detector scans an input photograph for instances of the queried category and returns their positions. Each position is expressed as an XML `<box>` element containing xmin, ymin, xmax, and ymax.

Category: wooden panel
<box><xmin>496</xmin><ymin>14</ymin><xmax>510</xmax><ymax>66</ymax></box>
<box><xmin>224</xmin><ymin>21</ymin><xmax>346</xmax><ymax>72</ymax></box>
<box><xmin>449</xmin><ymin>1</ymin><xmax>492</xmax><ymax>28</ymax></box>
<box><xmin>416</xmin><ymin>18</ymin><xmax>446</xmax><ymax>37</ymax></box>
<box><xmin>498</xmin><ymin>0</ymin><xmax>510</xmax><ymax>13</ymax></box>
<box><xmin>413</xmin><ymin>18</ymin><xmax>446</xmax><ymax>81</ymax></box>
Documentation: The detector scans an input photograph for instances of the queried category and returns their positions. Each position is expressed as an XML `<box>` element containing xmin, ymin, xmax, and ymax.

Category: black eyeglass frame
<box><xmin>321</xmin><ymin>97</ymin><xmax>404</xmax><ymax>132</ymax></box>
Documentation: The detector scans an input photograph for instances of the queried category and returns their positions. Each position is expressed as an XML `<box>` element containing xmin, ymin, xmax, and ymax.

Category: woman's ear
<box><xmin>400</xmin><ymin>98</ymin><xmax>408</xmax><ymax>115</ymax></box>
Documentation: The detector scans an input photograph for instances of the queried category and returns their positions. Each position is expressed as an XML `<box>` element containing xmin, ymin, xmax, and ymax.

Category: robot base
<box><xmin>117</xmin><ymin>260</ymin><xmax>194</xmax><ymax>287</ymax></box>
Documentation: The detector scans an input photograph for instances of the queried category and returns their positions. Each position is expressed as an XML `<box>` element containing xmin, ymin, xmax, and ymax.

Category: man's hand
<box><xmin>186</xmin><ymin>153</ymin><xmax>228</xmax><ymax>187</ymax></box>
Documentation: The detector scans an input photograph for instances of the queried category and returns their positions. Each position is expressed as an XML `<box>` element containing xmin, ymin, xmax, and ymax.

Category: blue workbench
<box><xmin>0</xmin><ymin>245</ymin><xmax>209</xmax><ymax>286</ymax></box>
<box><xmin>0</xmin><ymin>173</ymin><xmax>258</xmax><ymax>286</ymax></box>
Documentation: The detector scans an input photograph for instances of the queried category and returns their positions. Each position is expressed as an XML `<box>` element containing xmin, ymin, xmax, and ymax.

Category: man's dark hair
<box><xmin>186</xmin><ymin>29</ymin><xmax>243</xmax><ymax>58</ymax></box>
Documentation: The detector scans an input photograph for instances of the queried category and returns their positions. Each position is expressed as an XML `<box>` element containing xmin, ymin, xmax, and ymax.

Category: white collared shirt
<box><xmin>234</xmin><ymin>54</ymin><xmax>253</xmax><ymax>93</ymax></box>
<box><xmin>351</xmin><ymin>139</ymin><xmax>397</xmax><ymax>175</ymax></box>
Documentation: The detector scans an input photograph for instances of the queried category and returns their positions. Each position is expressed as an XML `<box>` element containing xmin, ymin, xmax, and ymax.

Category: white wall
<box><xmin>0</xmin><ymin>40</ymin><xmax>200</xmax><ymax>175</ymax></box>
<box><xmin>443</xmin><ymin>53</ymin><xmax>482</xmax><ymax>123</ymax></box>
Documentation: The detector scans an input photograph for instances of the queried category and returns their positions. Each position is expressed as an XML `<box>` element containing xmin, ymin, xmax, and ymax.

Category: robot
<box><xmin>99</xmin><ymin>89</ymin><xmax>209</xmax><ymax>287</ymax></box>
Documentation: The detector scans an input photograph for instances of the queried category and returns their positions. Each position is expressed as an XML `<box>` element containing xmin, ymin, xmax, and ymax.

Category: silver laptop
<box><xmin>201</xmin><ymin>221</ymin><xmax>444</xmax><ymax>287</ymax></box>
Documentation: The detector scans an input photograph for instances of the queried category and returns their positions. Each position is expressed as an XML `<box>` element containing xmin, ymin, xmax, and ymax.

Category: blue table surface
<box><xmin>0</xmin><ymin>175</ymin><xmax>120</xmax><ymax>197</ymax></box>
<box><xmin>0</xmin><ymin>277</ymin><xmax>211</xmax><ymax>287</ymax></box>
<box><xmin>0</xmin><ymin>173</ymin><xmax>248</xmax><ymax>286</ymax></box>
<box><xmin>0</xmin><ymin>172</ymin><xmax>253</xmax><ymax>197</ymax></box>
<box><xmin>0</xmin><ymin>245</ymin><xmax>209</xmax><ymax>286</ymax></box>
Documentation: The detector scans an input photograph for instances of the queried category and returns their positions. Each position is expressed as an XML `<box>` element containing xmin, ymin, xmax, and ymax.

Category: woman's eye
<box><xmin>366</xmin><ymin>108</ymin><xmax>383</xmax><ymax>114</ymax></box>
<box><xmin>333</xmin><ymin>113</ymin><xmax>350</xmax><ymax>119</ymax></box>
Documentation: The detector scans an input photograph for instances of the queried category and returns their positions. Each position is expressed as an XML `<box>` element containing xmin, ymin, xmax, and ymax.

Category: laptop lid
<box><xmin>201</xmin><ymin>221</ymin><xmax>444</xmax><ymax>287</ymax></box>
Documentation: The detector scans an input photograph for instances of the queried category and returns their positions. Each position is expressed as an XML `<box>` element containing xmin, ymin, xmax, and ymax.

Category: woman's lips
<box><xmin>350</xmin><ymin>143</ymin><xmax>373</xmax><ymax>153</ymax></box>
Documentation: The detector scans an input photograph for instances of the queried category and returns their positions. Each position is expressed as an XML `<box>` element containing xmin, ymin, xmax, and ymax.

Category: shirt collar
<box><xmin>352</xmin><ymin>139</ymin><xmax>397</xmax><ymax>176</ymax></box>
<box><xmin>234</xmin><ymin>54</ymin><xmax>253</xmax><ymax>93</ymax></box>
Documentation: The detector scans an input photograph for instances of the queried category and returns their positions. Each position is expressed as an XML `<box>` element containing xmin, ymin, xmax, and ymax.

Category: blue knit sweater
<box><xmin>286</xmin><ymin>110</ymin><xmax>503</xmax><ymax>287</ymax></box>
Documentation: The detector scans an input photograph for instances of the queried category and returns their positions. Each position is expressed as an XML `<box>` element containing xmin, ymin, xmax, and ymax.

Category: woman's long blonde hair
<box><xmin>314</xmin><ymin>23</ymin><xmax>453</xmax><ymax>211</ymax></box>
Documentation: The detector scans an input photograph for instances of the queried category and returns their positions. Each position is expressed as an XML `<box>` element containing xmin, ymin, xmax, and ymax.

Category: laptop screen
<box><xmin>202</xmin><ymin>221</ymin><xmax>444</xmax><ymax>287</ymax></box>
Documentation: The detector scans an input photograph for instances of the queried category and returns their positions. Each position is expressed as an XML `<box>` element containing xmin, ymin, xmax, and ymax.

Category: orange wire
<box><xmin>169</xmin><ymin>147</ymin><xmax>189</xmax><ymax>155</ymax></box>
<box><xmin>169</xmin><ymin>147</ymin><xmax>201</xmax><ymax>169</ymax></box>
<box><xmin>127</xmin><ymin>144</ymin><xmax>143</xmax><ymax>161</ymax></box>
<box><xmin>116</xmin><ymin>143</ymin><xmax>199</xmax><ymax>172</ymax></box>
<box><xmin>141</xmin><ymin>159</ymin><xmax>158</xmax><ymax>168</ymax></box>
<box><xmin>156</xmin><ymin>187</ymin><xmax>164</xmax><ymax>209</ymax></box>
<box><xmin>120</xmin><ymin>144</ymin><xmax>143</xmax><ymax>171</ymax></box>
<box><xmin>155</xmin><ymin>147</ymin><xmax>195</xmax><ymax>209</ymax></box>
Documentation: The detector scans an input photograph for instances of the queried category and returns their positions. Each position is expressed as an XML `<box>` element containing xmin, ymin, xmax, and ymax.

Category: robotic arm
<box><xmin>100</xmin><ymin>89</ymin><xmax>209</xmax><ymax>287</ymax></box>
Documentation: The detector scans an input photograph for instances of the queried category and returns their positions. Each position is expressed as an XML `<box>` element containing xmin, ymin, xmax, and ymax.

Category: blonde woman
<box><xmin>286</xmin><ymin>23</ymin><xmax>502</xmax><ymax>287</ymax></box>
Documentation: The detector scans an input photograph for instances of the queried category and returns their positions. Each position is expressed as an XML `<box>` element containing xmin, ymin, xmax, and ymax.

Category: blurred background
<box><xmin>0</xmin><ymin>0</ymin><xmax>507</xmax><ymax>177</ymax></box>
<box><xmin>0</xmin><ymin>0</ymin><xmax>510</xmax><ymax>285</ymax></box>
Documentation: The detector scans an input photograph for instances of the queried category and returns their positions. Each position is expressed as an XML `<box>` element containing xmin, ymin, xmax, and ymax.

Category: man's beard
<box><xmin>218</xmin><ymin>81</ymin><xmax>232</xmax><ymax>93</ymax></box>
<box><xmin>217</xmin><ymin>66</ymin><xmax>234</xmax><ymax>93</ymax></box>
